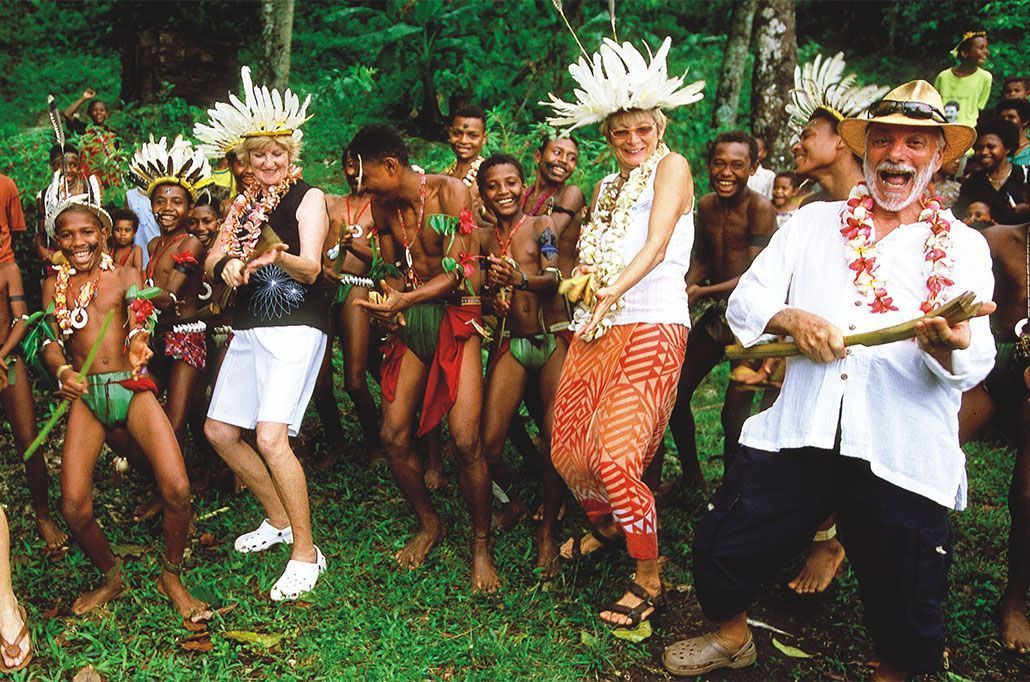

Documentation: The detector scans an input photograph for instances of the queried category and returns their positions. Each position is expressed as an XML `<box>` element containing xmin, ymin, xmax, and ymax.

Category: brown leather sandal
<box><xmin>0</xmin><ymin>605</ymin><xmax>32</xmax><ymax>673</ymax></box>
<box><xmin>599</xmin><ymin>581</ymin><xmax>664</xmax><ymax>628</ymax></box>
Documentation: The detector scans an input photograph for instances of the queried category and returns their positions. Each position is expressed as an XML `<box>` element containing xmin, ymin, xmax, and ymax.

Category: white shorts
<box><xmin>207</xmin><ymin>326</ymin><xmax>327</xmax><ymax>437</ymax></box>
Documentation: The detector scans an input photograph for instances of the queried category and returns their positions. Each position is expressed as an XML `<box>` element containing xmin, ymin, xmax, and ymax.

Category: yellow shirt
<box><xmin>933</xmin><ymin>67</ymin><xmax>992</xmax><ymax>128</ymax></box>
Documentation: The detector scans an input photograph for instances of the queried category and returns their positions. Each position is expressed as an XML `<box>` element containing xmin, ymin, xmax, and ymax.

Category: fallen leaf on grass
<box><xmin>224</xmin><ymin>630</ymin><xmax>285</xmax><ymax>649</ymax></box>
<box><xmin>291</xmin><ymin>600</ymin><xmax>313</xmax><ymax>609</ymax></box>
<box><xmin>41</xmin><ymin>604</ymin><xmax>59</xmax><ymax>619</ymax></box>
<box><xmin>772</xmin><ymin>637</ymin><xmax>814</xmax><ymax>658</ymax></box>
<box><xmin>180</xmin><ymin>632</ymin><xmax>214</xmax><ymax>653</ymax></box>
<box><xmin>110</xmin><ymin>543</ymin><xmax>148</xmax><ymax>558</ymax></box>
<box><xmin>72</xmin><ymin>664</ymin><xmax>104</xmax><ymax>681</ymax></box>
<box><xmin>826</xmin><ymin>672</ymin><xmax>846</xmax><ymax>681</ymax></box>
<box><xmin>198</xmin><ymin>532</ymin><xmax>218</xmax><ymax>547</ymax></box>
<box><xmin>580</xmin><ymin>630</ymin><xmax>599</xmax><ymax>647</ymax></box>
<box><xmin>612</xmin><ymin>619</ymin><xmax>652</xmax><ymax>643</ymax></box>
<box><xmin>213</xmin><ymin>603</ymin><xmax>238</xmax><ymax>618</ymax></box>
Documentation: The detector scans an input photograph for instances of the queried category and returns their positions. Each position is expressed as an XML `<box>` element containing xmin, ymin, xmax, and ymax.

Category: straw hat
<box><xmin>838</xmin><ymin>80</ymin><xmax>976</xmax><ymax>166</ymax></box>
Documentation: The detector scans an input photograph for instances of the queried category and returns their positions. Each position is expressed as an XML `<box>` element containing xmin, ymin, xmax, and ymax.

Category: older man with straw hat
<box><xmin>663</xmin><ymin>80</ymin><xmax>996</xmax><ymax>680</ymax></box>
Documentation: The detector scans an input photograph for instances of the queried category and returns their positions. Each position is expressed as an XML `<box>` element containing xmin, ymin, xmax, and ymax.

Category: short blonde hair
<box><xmin>600</xmin><ymin>108</ymin><xmax>668</xmax><ymax>140</ymax></box>
<box><xmin>238</xmin><ymin>134</ymin><xmax>301</xmax><ymax>166</ymax></box>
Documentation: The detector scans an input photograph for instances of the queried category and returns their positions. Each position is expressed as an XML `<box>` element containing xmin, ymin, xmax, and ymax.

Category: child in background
<box><xmin>933</xmin><ymin>31</ymin><xmax>993</xmax><ymax>128</ymax></box>
<box><xmin>746</xmin><ymin>135</ymin><xmax>776</xmax><ymax>200</ymax></box>
<box><xmin>965</xmin><ymin>200</ymin><xmax>994</xmax><ymax>229</ymax></box>
<box><xmin>108</xmin><ymin>208</ymin><xmax>142</xmax><ymax>272</ymax></box>
<box><xmin>1003</xmin><ymin>75</ymin><xmax>1029</xmax><ymax>100</ymax></box>
<box><xmin>771</xmin><ymin>171</ymin><xmax>799</xmax><ymax>227</ymax></box>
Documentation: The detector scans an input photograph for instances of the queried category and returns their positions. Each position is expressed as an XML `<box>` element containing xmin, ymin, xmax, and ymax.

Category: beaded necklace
<box><xmin>54</xmin><ymin>253</ymin><xmax>115</xmax><ymax>335</ymax></box>
<box><xmin>396</xmin><ymin>172</ymin><xmax>427</xmax><ymax>287</ymax></box>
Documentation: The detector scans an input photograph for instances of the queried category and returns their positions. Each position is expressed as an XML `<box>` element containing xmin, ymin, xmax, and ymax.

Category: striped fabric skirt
<box><xmin>551</xmin><ymin>322</ymin><xmax>688</xmax><ymax>560</ymax></box>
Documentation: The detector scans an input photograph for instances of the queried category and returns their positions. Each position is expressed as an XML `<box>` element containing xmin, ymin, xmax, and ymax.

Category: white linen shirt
<box><xmin>727</xmin><ymin>200</ymin><xmax>996</xmax><ymax>510</ymax></box>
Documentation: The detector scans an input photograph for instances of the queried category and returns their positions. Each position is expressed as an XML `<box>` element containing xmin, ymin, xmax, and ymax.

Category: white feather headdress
<box><xmin>43</xmin><ymin>172</ymin><xmax>111</xmax><ymax>240</ymax></box>
<box><xmin>785</xmin><ymin>52</ymin><xmax>889</xmax><ymax>136</ymax></box>
<box><xmin>193</xmin><ymin>66</ymin><xmax>312</xmax><ymax>159</ymax></box>
<box><xmin>541</xmin><ymin>37</ymin><xmax>705</xmax><ymax>133</ymax></box>
<box><xmin>129</xmin><ymin>135</ymin><xmax>212</xmax><ymax>200</ymax></box>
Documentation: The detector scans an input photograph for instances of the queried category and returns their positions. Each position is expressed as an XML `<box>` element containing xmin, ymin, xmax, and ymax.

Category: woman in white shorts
<box><xmin>198</xmin><ymin>67</ymin><xmax>330</xmax><ymax>601</ymax></box>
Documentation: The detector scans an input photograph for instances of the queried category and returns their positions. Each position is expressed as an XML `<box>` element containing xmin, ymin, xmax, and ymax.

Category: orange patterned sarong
<box><xmin>551</xmin><ymin>323</ymin><xmax>687</xmax><ymax>560</ymax></box>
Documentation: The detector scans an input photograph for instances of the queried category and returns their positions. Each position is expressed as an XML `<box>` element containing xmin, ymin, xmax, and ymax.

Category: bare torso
<box><xmin>482</xmin><ymin>215</ymin><xmax>552</xmax><ymax>335</ymax></box>
<box><xmin>983</xmin><ymin>222</ymin><xmax>1029</xmax><ymax>340</ymax></box>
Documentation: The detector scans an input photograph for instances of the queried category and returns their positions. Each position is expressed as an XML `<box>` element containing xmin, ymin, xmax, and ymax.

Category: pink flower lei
<box><xmin>840</xmin><ymin>182</ymin><xmax>953</xmax><ymax>315</ymax></box>
<box><xmin>221</xmin><ymin>165</ymin><xmax>302</xmax><ymax>260</ymax></box>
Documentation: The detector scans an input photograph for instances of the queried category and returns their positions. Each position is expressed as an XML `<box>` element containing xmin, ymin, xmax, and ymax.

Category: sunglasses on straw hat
<box><xmin>867</xmin><ymin>100</ymin><xmax>947</xmax><ymax>124</ymax></box>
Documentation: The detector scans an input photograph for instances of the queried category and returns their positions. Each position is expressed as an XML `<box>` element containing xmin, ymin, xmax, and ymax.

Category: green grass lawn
<box><xmin>0</xmin><ymin>363</ymin><xmax>1025</xmax><ymax>680</ymax></box>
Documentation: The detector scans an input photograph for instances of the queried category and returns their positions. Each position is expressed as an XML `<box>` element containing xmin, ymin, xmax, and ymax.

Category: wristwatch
<box><xmin>516</xmin><ymin>272</ymin><xmax>529</xmax><ymax>291</ymax></box>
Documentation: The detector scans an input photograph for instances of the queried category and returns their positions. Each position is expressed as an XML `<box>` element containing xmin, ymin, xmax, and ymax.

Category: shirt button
<box><xmin>854</xmin><ymin>300</ymin><xmax>862</xmax><ymax>307</ymax></box>
<box><xmin>845</xmin><ymin>349</ymin><xmax>852</xmax><ymax>356</ymax></box>
<box><xmin>841</xmin><ymin>373</ymin><xmax>848</xmax><ymax>380</ymax></box>
<box><xmin>848</xmin><ymin>324</ymin><xmax>856</xmax><ymax>331</ymax></box>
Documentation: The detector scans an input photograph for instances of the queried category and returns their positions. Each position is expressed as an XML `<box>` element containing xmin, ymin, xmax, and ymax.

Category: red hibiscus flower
<box><xmin>130</xmin><ymin>298</ymin><xmax>154</xmax><ymax>324</ymax></box>
<box><xmin>458</xmin><ymin>251</ymin><xmax>478</xmax><ymax>278</ymax></box>
<box><xmin>458</xmin><ymin>208</ymin><xmax>476</xmax><ymax>235</ymax></box>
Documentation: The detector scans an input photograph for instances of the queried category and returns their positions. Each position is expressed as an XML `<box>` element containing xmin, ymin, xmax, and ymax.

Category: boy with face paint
<box><xmin>443</xmin><ymin>105</ymin><xmax>489</xmax><ymax>220</ymax></box>
<box><xmin>476</xmin><ymin>154</ymin><xmax>566</xmax><ymax>575</ymax></box>
<box><xmin>670</xmin><ymin>132</ymin><xmax>777</xmax><ymax>486</ymax></box>
<box><xmin>312</xmin><ymin>146</ymin><xmax>383</xmax><ymax>470</ymax></box>
<box><xmin>40</xmin><ymin>191</ymin><xmax>207</xmax><ymax>621</ymax></box>
<box><xmin>348</xmin><ymin>124</ymin><xmax>500</xmax><ymax>593</ymax></box>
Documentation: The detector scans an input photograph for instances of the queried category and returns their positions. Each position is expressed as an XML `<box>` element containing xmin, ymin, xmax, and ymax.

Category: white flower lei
<box><xmin>572</xmin><ymin>143</ymin><xmax>670</xmax><ymax>340</ymax></box>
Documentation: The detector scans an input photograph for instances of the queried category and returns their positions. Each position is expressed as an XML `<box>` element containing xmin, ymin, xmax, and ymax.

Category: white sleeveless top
<box><xmin>595</xmin><ymin>169</ymin><xmax>694</xmax><ymax>327</ymax></box>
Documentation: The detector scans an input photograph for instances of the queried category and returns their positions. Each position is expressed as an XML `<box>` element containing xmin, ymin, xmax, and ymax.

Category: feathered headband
<box><xmin>541</xmin><ymin>37</ymin><xmax>705</xmax><ymax>133</ymax></box>
<box><xmin>785</xmin><ymin>52</ymin><xmax>889</xmax><ymax>137</ymax></box>
<box><xmin>193</xmin><ymin>66</ymin><xmax>312</xmax><ymax>159</ymax></box>
<box><xmin>129</xmin><ymin>135</ymin><xmax>211</xmax><ymax>200</ymax></box>
<box><xmin>43</xmin><ymin>172</ymin><xmax>111</xmax><ymax>240</ymax></box>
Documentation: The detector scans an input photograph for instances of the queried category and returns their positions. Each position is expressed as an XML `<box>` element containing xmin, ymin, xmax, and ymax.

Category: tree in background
<box><xmin>260</xmin><ymin>0</ymin><xmax>295</xmax><ymax>90</ymax></box>
<box><xmin>751</xmin><ymin>0</ymin><xmax>797</xmax><ymax>168</ymax></box>
<box><xmin>711</xmin><ymin>0</ymin><xmax>757</xmax><ymax>129</ymax></box>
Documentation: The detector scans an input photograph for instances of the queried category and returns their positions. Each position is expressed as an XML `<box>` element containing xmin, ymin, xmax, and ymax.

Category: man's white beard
<box><xmin>863</xmin><ymin>159</ymin><xmax>935</xmax><ymax>212</ymax></box>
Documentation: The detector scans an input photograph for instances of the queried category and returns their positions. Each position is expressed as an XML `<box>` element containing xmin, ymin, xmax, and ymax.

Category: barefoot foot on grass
<box><xmin>395</xmin><ymin>523</ymin><xmax>445</xmax><ymax>569</ymax></box>
<box><xmin>71</xmin><ymin>569</ymin><xmax>127</xmax><ymax>615</ymax></box>
<box><xmin>1000</xmin><ymin>592</ymin><xmax>1030</xmax><ymax>654</ymax></box>
<box><xmin>470</xmin><ymin>536</ymin><xmax>500</xmax><ymax>593</ymax></box>
<box><xmin>133</xmin><ymin>496</ymin><xmax>163</xmax><ymax>523</ymax></box>
<box><xmin>492</xmin><ymin>500</ymin><xmax>526</xmax><ymax>531</ymax></box>
<box><xmin>788</xmin><ymin>537</ymin><xmax>845</xmax><ymax>594</ymax></box>
<box><xmin>534</xmin><ymin>527</ymin><xmax>560</xmax><ymax>580</ymax></box>
<box><xmin>157</xmin><ymin>571</ymin><xmax>212</xmax><ymax>625</ymax></box>
<box><xmin>424</xmin><ymin>466</ymin><xmax>448</xmax><ymax>491</ymax></box>
<box><xmin>34</xmin><ymin>516</ymin><xmax>68</xmax><ymax>552</ymax></box>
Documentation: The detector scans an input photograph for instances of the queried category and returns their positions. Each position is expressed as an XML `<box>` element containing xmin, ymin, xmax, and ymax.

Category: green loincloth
<box><xmin>333</xmin><ymin>282</ymin><xmax>353</xmax><ymax>307</ymax></box>
<box><xmin>510</xmin><ymin>333</ymin><xmax>557</xmax><ymax>372</ymax></box>
<box><xmin>399</xmin><ymin>302</ymin><xmax>446</xmax><ymax>364</ymax></box>
<box><xmin>80</xmin><ymin>371</ymin><xmax>151</xmax><ymax>429</ymax></box>
<box><xmin>984</xmin><ymin>341</ymin><xmax>1028</xmax><ymax>402</ymax></box>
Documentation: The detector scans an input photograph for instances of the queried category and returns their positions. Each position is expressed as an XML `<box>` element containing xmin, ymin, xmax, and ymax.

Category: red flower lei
<box><xmin>840</xmin><ymin>182</ymin><xmax>953</xmax><ymax>314</ymax></box>
<box><xmin>220</xmin><ymin>166</ymin><xmax>302</xmax><ymax>260</ymax></box>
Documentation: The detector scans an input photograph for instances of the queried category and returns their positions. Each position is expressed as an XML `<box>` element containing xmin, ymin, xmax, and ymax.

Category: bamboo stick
<box><xmin>725</xmin><ymin>291</ymin><xmax>981</xmax><ymax>360</ymax></box>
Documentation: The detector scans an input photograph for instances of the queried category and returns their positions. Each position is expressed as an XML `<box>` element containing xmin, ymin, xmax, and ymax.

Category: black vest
<box><xmin>233</xmin><ymin>180</ymin><xmax>329</xmax><ymax>333</ymax></box>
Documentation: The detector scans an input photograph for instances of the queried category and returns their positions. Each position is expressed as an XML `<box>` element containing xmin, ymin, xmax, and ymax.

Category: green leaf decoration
<box><xmin>441</xmin><ymin>257</ymin><xmax>459</xmax><ymax>273</ymax></box>
<box><xmin>772</xmin><ymin>637</ymin><xmax>814</xmax><ymax>658</ymax></box>
<box><xmin>124</xmin><ymin>284</ymin><xmax>163</xmax><ymax>301</ymax></box>
<box><xmin>612</xmin><ymin>619</ymin><xmax>652</xmax><ymax>642</ymax></box>
<box><xmin>428</xmin><ymin>213</ymin><xmax>458</xmax><ymax>237</ymax></box>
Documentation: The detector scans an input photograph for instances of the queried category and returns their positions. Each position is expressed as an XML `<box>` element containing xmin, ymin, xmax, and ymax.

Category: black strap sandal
<box><xmin>600</xmin><ymin>581</ymin><xmax>664</xmax><ymax>628</ymax></box>
<box><xmin>568</xmin><ymin>527</ymin><xmax>622</xmax><ymax>562</ymax></box>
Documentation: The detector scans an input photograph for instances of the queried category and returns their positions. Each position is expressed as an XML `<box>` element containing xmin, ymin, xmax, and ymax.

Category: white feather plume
<box><xmin>43</xmin><ymin>171</ymin><xmax>112</xmax><ymax>240</ymax></box>
<box><xmin>785</xmin><ymin>52</ymin><xmax>889</xmax><ymax>136</ymax></box>
<box><xmin>542</xmin><ymin>37</ymin><xmax>705</xmax><ymax>132</ymax></box>
<box><xmin>128</xmin><ymin>135</ymin><xmax>212</xmax><ymax>197</ymax></box>
<box><xmin>193</xmin><ymin>66</ymin><xmax>312</xmax><ymax>159</ymax></box>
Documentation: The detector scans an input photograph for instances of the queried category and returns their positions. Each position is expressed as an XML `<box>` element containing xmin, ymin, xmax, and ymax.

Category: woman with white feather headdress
<box><xmin>542</xmin><ymin>32</ymin><xmax>703</xmax><ymax>629</ymax></box>
<box><xmin>195</xmin><ymin>66</ymin><xmax>331</xmax><ymax>603</ymax></box>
